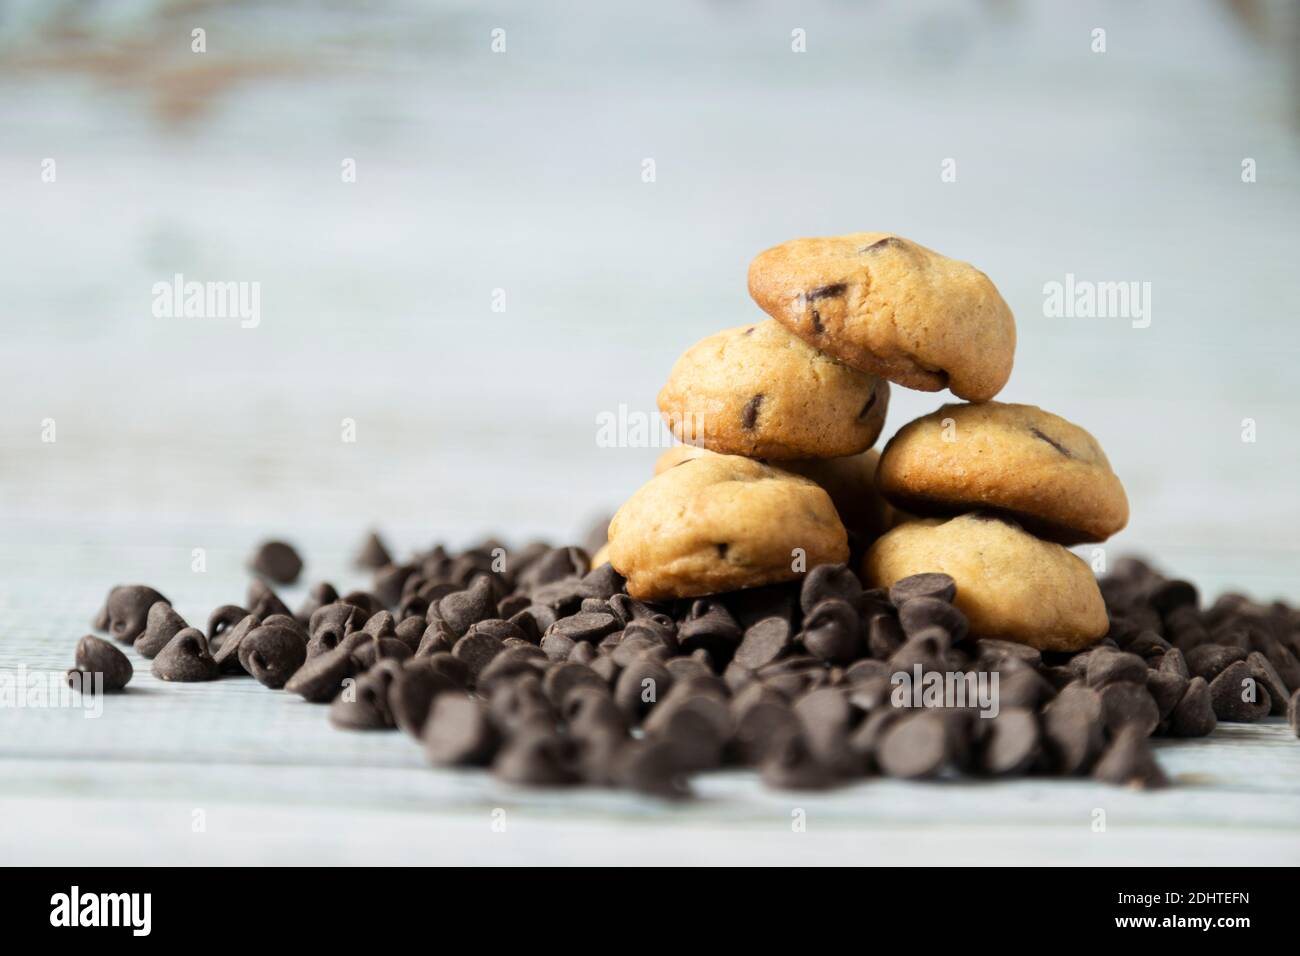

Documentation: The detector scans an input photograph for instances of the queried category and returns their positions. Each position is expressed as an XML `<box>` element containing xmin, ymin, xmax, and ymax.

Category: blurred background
<box><xmin>2</xmin><ymin>0</ymin><xmax>1299</xmax><ymax>867</ymax></box>
<box><xmin>2</xmin><ymin>0</ymin><xmax>1299</xmax><ymax>602</ymax></box>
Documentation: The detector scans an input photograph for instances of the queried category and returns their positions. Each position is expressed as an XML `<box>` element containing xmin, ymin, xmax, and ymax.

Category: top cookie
<box><xmin>876</xmin><ymin>402</ymin><xmax>1128</xmax><ymax>545</ymax></box>
<box><xmin>657</xmin><ymin>319</ymin><xmax>889</xmax><ymax>460</ymax></box>
<box><xmin>747</xmin><ymin>233</ymin><xmax>1015</xmax><ymax>400</ymax></box>
<box><xmin>608</xmin><ymin>453</ymin><xmax>848</xmax><ymax>600</ymax></box>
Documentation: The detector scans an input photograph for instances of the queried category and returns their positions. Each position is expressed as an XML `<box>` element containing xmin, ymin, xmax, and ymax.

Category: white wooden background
<box><xmin>1</xmin><ymin>1</ymin><xmax>1298</xmax><ymax>864</ymax></box>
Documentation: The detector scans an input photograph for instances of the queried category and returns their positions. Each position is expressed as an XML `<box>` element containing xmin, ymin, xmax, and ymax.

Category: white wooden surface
<box><xmin>2</xmin><ymin>1</ymin><xmax>1299</xmax><ymax>864</ymax></box>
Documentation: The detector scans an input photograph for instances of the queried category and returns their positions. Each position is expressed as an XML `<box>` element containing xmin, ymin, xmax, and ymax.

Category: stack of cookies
<box><xmin>606</xmin><ymin>232</ymin><xmax>1129</xmax><ymax>653</ymax></box>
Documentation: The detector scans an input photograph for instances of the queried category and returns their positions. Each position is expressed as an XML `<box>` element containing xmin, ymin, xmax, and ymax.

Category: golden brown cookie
<box><xmin>657</xmin><ymin>320</ymin><xmax>889</xmax><ymax>460</ymax></box>
<box><xmin>877</xmin><ymin>402</ymin><xmax>1128</xmax><ymax>545</ymax></box>
<box><xmin>653</xmin><ymin>445</ymin><xmax>893</xmax><ymax>544</ymax></box>
<box><xmin>653</xmin><ymin>444</ymin><xmax>712</xmax><ymax>474</ymax></box>
<box><xmin>608</xmin><ymin>453</ymin><xmax>848</xmax><ymax>600</ymax></box>
<box><xmin>747</xmin><ymin>233</ymin><xmax>1015</xmax><ymax>400</ymax></box>
<box><xmin>863</xmin><ymin>513</ymin><xmax>1108</xmax><ymax>651</ymax></box>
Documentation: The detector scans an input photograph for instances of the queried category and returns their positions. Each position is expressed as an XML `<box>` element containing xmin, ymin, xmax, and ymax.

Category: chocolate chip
<box><xmin>241</xmin><ymin>625</ymin><xmax>308</xmax><ymax>689</ymax></box>
<box><xmin>888</xmin><ymin>573</ymin><xmax>956</xmax><ymax>606</ymax></box>
<box><xmin>419</xmin><ymin>651</ymin><xmax>470</xmax><ymax>689</ymax></box>
<box><xmin>494</xmin><ymin>726</ymin><xmax>579</xmax><ymax>786</ymax></box>
<box><xmin>998</xmin><ymin>666</ymin><xmax>1055</xmax><ymax>710</ymax></box>
<box><xmin>68</xmin><ymin>635</ymin><xmax>133</xmax><ymax>692</ymax></box>
<box><xmin>543</xmin><ymin>661</ymin><xmax>607</xmax><ymax>707</ymax></box>
<box><xmin>354</xmin><ymin>530</ymin><xmax>393</xmax><ymax>569</ymax></box>
<box><xmin>734</xmin><ymin>616</ymin><xmax>792</xmax><ymax>669</ymax></box>
<box><xmin>151</xmin><ymin>628</ymin><xmax>219</xmax><ymax>682</ymax></box>
<box><xmin>665</xmin><ymin>655</ymin><xmax>714</xmax><ymax>684</ymax></box>
<box><xmin>590</xmin><ymin>655</ymin><xmax>621</xmax><ymax>685</ymax></box>
<box><xmin>488</xmin><ymin>673</ymin><xmax>555</xmax><ymax>732</ymax></box>
<box><xmin>361</xmin><ymin>610</ymin><xmax>397</xmax><ymax>639</ymax></box>
<box><xmin>1093</xmin><ymin>725</ymin><xmax>1167</xmax><ymax>788</ymax></box>
<box><xmin>416</xmin><ymin>619</ymin><xmax>457</xmax><ymax>657</ymax></box>
<box><xmin>518</xmin><ymin>546</ymin><xmax>587</xmax><ymax>590</ymax></box>
<box><xmin>897</xmin><ymin>597</ymin><xmax>968</xmax><ymax>643</ymax></box>
<box><xmin>372</xmin><ymin>564</ymin><xmax>413</xmax><ymax>608</ymax></box>
<box><xmin>857</xmin><ymin>391</ymin><xmax>877</xmax><ymax>420</ymax></box>
<box><xmin>330</xmin><ymin>661</ymin><xmax>399</xmax><ymax>730</ymax></box>
<box><xmin>877</xmin><ymin>711</ymin><xmax>950</xmax><ymax>779</ymax></box>
<box><xmin>247</xmin><ymin>578</ymin><xmax>292</xmax><ymax>620</ymax></box>
<box><xmin>1124</xmin><ymin>630</ymin><xmax>1172</xmax><ymax>660</ymax></box>
<box><xmin>808</xmin><ymin>282</ymin><xmax>846</xmax><ymax>300</ymax></box>
<box><xmin>350</xmin><ymin>635</ymin><xmax>412</xmax><ymax>671</ymax></box>
<box><xmin>1099</xmin><ymin>681</ymin><xmax>1160</xmax><ymax>737</ymax></box>
<box><xmin>450</xmin><ymin>630</ymin><xmax>504</xmax><ymax>684</ymax></box>
<box><xmin>731</xmin><ymin>696</ymin><xmax>799</xmax><ymax>765</ymax></box>
<box><xmin>134</xmin><ymin>601</ymin><xmax>189</xmax><ymax>659</ymax></box>
<box><xmin>614</xmin><ymin>656</ymin><xmax>673</xmax><ymax>719</ymax></box>
<box><xmin>1208</xmin><ymin>660</ymin><xmax>1271</xmax><ymax>721</ymax></box>
<box><xmin>740</xmin><ymin>393</ymin><xmax>764</xmax><ymax>430</ymax></box>
<box><xmin>437</xmin><ymin>577</ymin><xmax>497</xmax><ymax>637</ymax></box>
<box><xmin>979</xmin><ymin>708</ymin><xmax>1039</xmax><ymax>776</ymax></box>
<box><xmin>207</xmin><ymin>604</ymin><xmax>250</xmax><ymax>647</ymax></box>
<box><xmin>540</xmin><ymin>630</ymin><xmax>576</xmax><ymax>662</ymax></box>
<box><xmin>800</xmin><ymin>599</ymin><xmax>862</xmax><ymax>664</ymax></box>
<box><xmin>105</xmin><ymin>585</ymin><xmax>168</xmax><ymax>644</ymax></box>
<box><xmin>1028</xmin><ymin>427</ymin><xmax>1073</xmax><ymax>458</ymax></box>
<box><xmin>793</xmin><ymin>687</ymin><xmax>860</xmax><ymax>776</ymax></box>
<box><xmin>1168</xmin><ymin>677</ymin><xmax>1216</xmax><ymax>737</ymax></box>
<box><xmin>310</xmin><ymin>601</ymin><xmax>366</xmax><ymax>639</ymax></box>
<box><xmin>293</xmin><ymin>584</ymin><xmax>338</xmax><ymax>629</ymax></box>
<box><xmin>1041</xmin><ymin>683</ymin><xmax>1104</xmax><ymax>774</ymax></box>
<box><xmin>580</xmin><ymin>562</ymin><xmax>625</xmax><ymax>601</ymax></box>
<box><xmin>248</xmin><ymin>540</ymin><xmax>303</xmax><ymax>585</ymax></box>
<box><xmin>1159</xmin><ymin>647</ymin><xmax>1190</xmax><ymax>679</ymax></box>
<box><xmin>1086</xmin><ymin>649</ymin><xmax>1148</xmax><ymax>688</ymax></box>
<box><xmin>285</xmin><ymin>645</ymin><xmax>356</xmax><ymax>702</ymax></box>
<box><xmin>1146</xmin><ymin>669</ymin><xmax>1189</xmax><ymax>720</ymax></box>
<box><xmin>393</xmin><ymin>615</ymin><xmax>426</xmax><ymax>652</ymax></box>
<box><xmin>866</xmin><ymin>614</ymin><xmax>903</xmax><ymax>660</ymax></box>
<box><xmin>1186</xmin><ymin>644</ymin><xmax>1247</xmax><ymax>682</ymax></box>
<box><xmin>1148</xmin><ymin>578</ymin><xmax>1199</xmax><ymax>616</ymax></box>
<box><xmin>760</xmin><ymin>731</ymin><xmax>837</xmax><ymax>790</ymax></box>
<box><xmin>545</xmin><ymin>611</ymin><xmax>621</xmax><ymax>644</ymax></box>
<box><xmin>1245</xmin><ymin>651</ymin><xmax>1290</xmax><ymax>715</ymax></box>
<box><xmin>726</xmin><ymin>584</ymin><xmax>798</xmax><ymax>630</ymax></box>
<box><xmin>604</xmin><ymin>738</ymin><xmax>685</xmax><ymax>796</ymax></box>
<box><xmin>800</xmin><ymin>564</ymin><xmax>863</xmax><ymax>614</ymax></box>
<box><xmin>976</xmin><ymin>639</ymin><xmax>1042</xmax><ymax>669</ymax></box>
<box><xmin>677</xmin><ymin>604</ymin><xmax>742</xmax><ymax>664</ymax></box>
<box><xmin>387</xmin><ymin>660</ymin><xmax>459</xmax><ymax>737</ymax></box>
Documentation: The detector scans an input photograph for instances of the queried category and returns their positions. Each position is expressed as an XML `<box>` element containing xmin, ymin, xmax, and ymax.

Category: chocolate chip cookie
<box><xmin>657</xmin><ymin>320</ymin><xmax>889</xmax><ymax>460</ymax></box>
<box><xmin>877</xmin><ymin>401</ymin><xmax>1128</xmax><ymax>545</ymax></box>
<box><xmin>609</xmin><ymin>453</ymin><xmax>849</xmax><ymax>600</ymax></box>
<box><xmin>747</xmin><ymin>233</ymin><xmax>1015</xmax><ymax>400</ymax></box>
<box><xmin>654</xmin><ymin>445</ymin><xmax>894</xmax><ymax>543</ymax></box>
<box><xmin>863</xmin><ymin>513</ymin><xmax>1109</xmax><ymax>651</ymax></box>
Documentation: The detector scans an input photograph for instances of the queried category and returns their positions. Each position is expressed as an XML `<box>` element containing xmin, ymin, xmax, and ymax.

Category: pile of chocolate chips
<box><xmin>78</xmin><ymin>538</ymin><xmax>1300</xmax><ymax>796</ymax></box>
